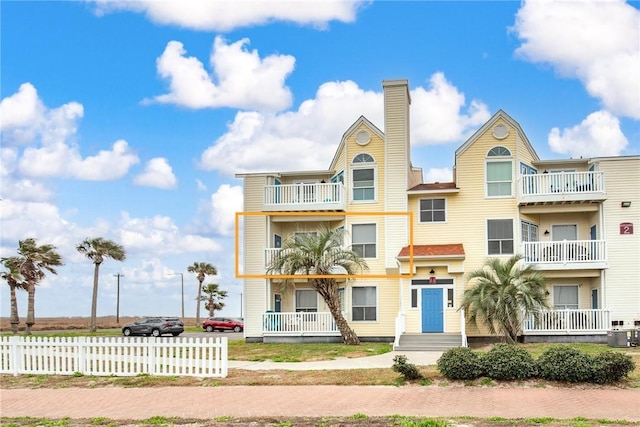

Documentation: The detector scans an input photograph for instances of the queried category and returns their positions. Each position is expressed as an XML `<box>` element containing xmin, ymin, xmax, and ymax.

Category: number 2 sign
<box><xmin>620</xmin><ymin>223</ymin><xmax>634</xmax><ymax>235</ymax></box>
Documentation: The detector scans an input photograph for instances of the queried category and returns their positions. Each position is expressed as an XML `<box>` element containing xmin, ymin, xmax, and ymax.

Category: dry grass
<box><xmin>0</xmin><ymin>316</ymin><xmax>201</xmax><ymax>332</ymax></box>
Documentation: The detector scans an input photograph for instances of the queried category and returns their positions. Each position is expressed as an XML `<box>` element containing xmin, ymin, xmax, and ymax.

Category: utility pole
<box><xmin>168</xmin><ymin>272</ymin><xmax>185</xmax><ymax>318</ymax></box>
<box><xmin>113</xmin><ymin>273</ymin><xmax>124</xmax><ymax>323</ymax></box>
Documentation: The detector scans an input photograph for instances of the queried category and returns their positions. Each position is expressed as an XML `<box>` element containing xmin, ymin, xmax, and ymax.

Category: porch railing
<box><xmin>264</xmin><ymin>182</ymin><xmax>346</xmax><ymax>210</ymax></box>
<box><xmin>519</xmin><ymin>171</ymin><xmax>605</xmax><ymax>197</ymax></box>
<box><xmin>521</xmin><ymin>240</ymin><xmax>607</xmax><ymax>265</ymax></box>
<box><xmin>523</xmin><ymin>309</ymin><xmax>610</xmax><ymax>335</ymax></box>
<box><xmin>262</xmin><ymin>312</ymin><xmax>340</xmax><ymax>336</ymax></box>
<box><xmin>265</xmin><ymin>247</ymin><xmax>349</xmax><ymax>269</ymax></box>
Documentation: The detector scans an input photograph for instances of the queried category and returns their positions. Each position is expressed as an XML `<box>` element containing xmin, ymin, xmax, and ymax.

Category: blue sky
<box><xmin>1</xmin><ymin>0</ymin><xmax>639</xmax><ymax>320</ymax></box>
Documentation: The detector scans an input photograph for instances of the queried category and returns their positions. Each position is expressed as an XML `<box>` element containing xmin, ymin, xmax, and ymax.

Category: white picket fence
<box><xmin>0</xmin><ymin>336</ymin><xmax>228</xmax><ymax>377</ymax></box>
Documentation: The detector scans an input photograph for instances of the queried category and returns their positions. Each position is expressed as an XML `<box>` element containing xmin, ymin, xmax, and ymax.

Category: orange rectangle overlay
<box><xmin>235</xmin><ymin>211</ymin><xmax>414</xmax><ymax>279</ymax></box>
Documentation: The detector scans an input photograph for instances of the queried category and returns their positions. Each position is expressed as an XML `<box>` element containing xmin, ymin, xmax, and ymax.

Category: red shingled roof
<box><xmin>397</xmin><ymin>244</ymin><xmax>465</xmax><ymax>258</ymax></box>
<box><xmin>408</xmin><ymin>182</ymin><xmax>458</xmax><ymax>191</ymax></box>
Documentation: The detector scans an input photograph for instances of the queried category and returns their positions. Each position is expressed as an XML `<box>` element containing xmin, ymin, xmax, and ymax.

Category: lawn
<box><xmin>2</xmin><ymin>325</ymin><xmax>639</xmax><ymax>427</ymax></box>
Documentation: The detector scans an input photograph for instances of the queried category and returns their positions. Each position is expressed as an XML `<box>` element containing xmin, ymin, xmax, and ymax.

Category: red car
<box><xmin>202</xmin><ymin>317</ymin><xmax>244</xmax><ymax>333</ymax></box>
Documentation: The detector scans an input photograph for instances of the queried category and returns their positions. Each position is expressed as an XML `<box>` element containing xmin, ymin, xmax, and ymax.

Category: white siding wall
<box><xmin>599</xmin><ymin>157</ymin><xmax>640</xmax><ymax>325</ymax></box>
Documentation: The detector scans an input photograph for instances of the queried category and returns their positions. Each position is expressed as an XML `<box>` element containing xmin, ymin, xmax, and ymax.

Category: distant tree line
<box><xmin>1</xmin><ymin>237</ymin><xmax>221</xmax><ymax>334</ymax></box>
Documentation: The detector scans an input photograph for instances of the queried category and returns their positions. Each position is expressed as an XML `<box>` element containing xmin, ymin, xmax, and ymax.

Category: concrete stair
<box><xmin>394</xmin><ymin>333</ymin><xmax>463</xmax><ymax>351</ymax></box>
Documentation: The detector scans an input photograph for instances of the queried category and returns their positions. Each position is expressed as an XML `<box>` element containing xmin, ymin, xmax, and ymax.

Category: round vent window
<box><xmin>492</xmin><ymin>124</ymin><xmax>509</xmax><ymax>140</ymax></box>
<box><xmin>355</xmin><ymin>130</ymin><xmax>371</xmax><ymax>145</ymax></box>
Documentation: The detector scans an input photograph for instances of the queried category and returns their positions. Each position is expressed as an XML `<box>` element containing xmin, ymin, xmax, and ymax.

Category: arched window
<box><xmin>487</xmin><ymin>146</ymin><xmax>511</xmax><ymax>157</ymax></box>
<box><xmin>351</xmin><ymin>153</ymin><xmax>376</xmax><ymax>201</ymax></box>
<box><xmin>352</xmin><ymin>153</ymin><xmax>375</xmax><ymax>163</ymax></box>
<box><xmin>486</xmin><ymin>147</ymin><xmax>513</xmax><ymax>197</ymax></box>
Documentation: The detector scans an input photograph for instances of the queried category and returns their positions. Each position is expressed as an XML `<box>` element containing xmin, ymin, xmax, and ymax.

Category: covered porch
<box><xmin>261</xmin><ymin>312</ymin><xmax>341</xmax><ymax>343</ymax></box>
<box><xmin>522</xmin><ymin>308</ymin><xmax>610</xmax><ymax>342</ymax></box>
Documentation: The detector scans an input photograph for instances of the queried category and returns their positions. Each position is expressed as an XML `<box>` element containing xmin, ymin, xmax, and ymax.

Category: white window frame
<box><xmin>486</xmin><ymin>160</ymin><xmax>513</xmax><ymax>197</ymax></box>
<box><xmin>351</xmin><ymin>223</ymin><xmax>377</xmax><ymax>258</ymax></box>
<box><xmin>351</xmin><ymin>286</ymin><xmax>377</xmax><ymax>322</ymax></box>
<box><xmin>351</xmin><ymin>153</ymin><xmax>377</xmax><ymax>203</ymax></box>
<box><xmin>487</xmin><ymin>218</ymin><xmax>514</xmax><ymax>255</ymax></box>
<box><xmin>521</xmin><ymin>220</ymin><xmax>539</xmax><ymax>242</ymax></box>
<box><xmin>419</xmin><ymin>198</ymin><xmax>447</xmax><ymax>223</ymax></box>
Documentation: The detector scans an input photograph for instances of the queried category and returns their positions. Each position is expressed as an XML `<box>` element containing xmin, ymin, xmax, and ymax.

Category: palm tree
<box><xmin>267</xmin><ymin>226</ymin><xmax>369</xmax><ymax>345</ymax></box>
<box><xmin>14</xmin><ymin>238</ymin><xmax>64</xmax><ymax>334</ymax></box>
<box><xmin>199</xmin><ymin>283</ymin><xmax>228</xmax><ymax>318</ymax></box>
<box><xmin>187</xmin><ymin>262</ymin><xmax>218</xmax><ymax>326</ymax></box>
<box><xmin>1</xmin><ymin>256</ymin><xmax>27</xmax><ymax>334</ymax></box>
<box><xmin>77</xmin><ymin>237</ymin><xmax>126</xmax><ymax>332</ymax></box>
<box><xmin>460</xmin><ymin>254</ymin><xmax>549</xmax><ymax>344</ymax></box>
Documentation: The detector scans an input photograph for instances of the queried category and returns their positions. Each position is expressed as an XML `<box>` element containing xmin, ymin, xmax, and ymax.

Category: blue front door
<box><xmin>421</xmin><ymin>288</ymin><xmax>443</xmax><ymax>332</ymax></box>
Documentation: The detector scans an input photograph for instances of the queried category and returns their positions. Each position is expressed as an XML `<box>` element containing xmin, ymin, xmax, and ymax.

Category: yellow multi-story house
<box><xmin>236</xmin><ymin>79</ymin><xmax>639</xmax><ymax>348</ymax></box>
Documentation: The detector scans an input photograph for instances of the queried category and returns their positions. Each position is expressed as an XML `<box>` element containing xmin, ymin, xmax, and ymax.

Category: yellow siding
<box><xmin>345</xmin><ymin>123</ymin><xmax>386</xmax><ymax>212</ymax></box>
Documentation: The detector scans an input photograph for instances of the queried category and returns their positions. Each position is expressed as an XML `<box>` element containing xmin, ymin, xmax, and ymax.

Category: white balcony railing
<box><xmin>521</xmin><ymin>240</ymin><xmax>607</xmax><ymax>266</ymax></box>
<box><xmin>264</xmin><ymin>182</ymin><xmax>346</xmax><ymax>211</ymax></box>
<box><xmin>262</xmin><ymin>312</ymin><xmax>340</xmax><ymax>336</ymax></box>
<box><xmin>518</xmin><ymin>171</ymin><xmax>605</xmax><ymax>202</ymax></box>
<box><xmin>265</xmin><ymin>247</ymin><xmax>351</xmax><ymax>270</ymax></box>
<box><xmin>523</xmin><ymin>309</ymin><xmax>610</xmax><ymax>335</ymax></box>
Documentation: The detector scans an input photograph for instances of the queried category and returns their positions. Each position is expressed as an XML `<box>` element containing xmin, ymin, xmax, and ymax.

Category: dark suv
<box><xmin>122</xmin><ymin>317</ymin><xmax>184</xmax><ymax>337</ymax></box>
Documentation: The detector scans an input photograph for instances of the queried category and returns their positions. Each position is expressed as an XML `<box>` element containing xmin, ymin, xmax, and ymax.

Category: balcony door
<box><xmin>295</xmin><ymin>180</ymin><xmax>317</xmax><ymax>203</ymax></box>
<box><xmin>552</xmin><ymin>224</ymin><xmax>577</xmax><ymax>241</ymax></box>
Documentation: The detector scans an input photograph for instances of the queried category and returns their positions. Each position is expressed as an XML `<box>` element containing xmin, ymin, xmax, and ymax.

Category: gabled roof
<box><xmin>328</xmin><ymin>116</ymin><xmax>384</xmax><ymax>171</ymax></box>
<box><xmin>454</xmin><ymin>110</ymin><xmax>539</xmax><ymax>162</ymax></box>
<box><xmin>397</xmin><ymin>244</ymin><xmax>465</xmax><ymax>259</ymax></box>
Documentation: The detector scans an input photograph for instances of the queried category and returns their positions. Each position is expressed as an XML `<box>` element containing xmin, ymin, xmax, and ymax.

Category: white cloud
<box><xmin>209</xmin><ymin>184</ymin><xmax>243</xmax><ymax>236</ymax></box>
<box><xmin>1</xmin><ymin>83</ymin><xmax>140</xmax><ymax>182</ymax></box>
<box><xmin>411</xmin><ymin>73</ymin><xmax>491</xmax><ymax>144</ymax></box>
<box><xmin>425</xmin><ymin>168</ymin><xmax>454</xmax><ymax>183</ymax></box>
<box><xmin>92</xmin><ymin>0</ymin><xmax>366</xmax><ymax>32</ymax></box>
<box><xmin>512</xmin><ymin>0</ymin><xmax>640</xmax><ymax>119</ymax></box>
<box><xmin>118</xmin><ymin>212</ymin><xmax>222</xmax><ymax>255</ymax></box>
<box><xmin>133</xmin><ymin>157</ymin><xmax>177</xmax><ymax>189</ymax></box>
<box><xmin>200</xmin><ymin>75</ymin><xmax>489</xmax><ymax>175</ymax></box>
<box><xmin>0</xmin><ymin>176</ymin><xmax>54</xmax><ymax>202</ymax></box>
<box><xmin>548</xmin><ymin>110</ymin><xmax>629</xmax><ymax>157</ymax></box>
<box><xmin>149</xmin><ymin>37</ymin><xmax>295</xmax><ymax>111</ymax></box>
<box><xmin>0</xmin><ymin>82</ymin><xmax>43</xmax><ymax>131</ymax></box>
<box><xmin>19</xmin><ymin>139</ymin><xmax>140</xmax><ymax>181</ymax></box>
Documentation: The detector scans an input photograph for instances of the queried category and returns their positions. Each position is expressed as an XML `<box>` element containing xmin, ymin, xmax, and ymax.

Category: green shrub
<box><xmin>392</xmin><ymin>355</ymin><xmax>423</xmax><ymax>381</ymax></box>
<box><xmin>436</xmin><ymin>347</ymin><xmax>483</xmax><ymax>380</ymax></box>
<box><xmin>536</xmin><ymin>345</ymin><xmax>593</xmax><ymax>383</ymax></box>
<box><xmin>481</xmin><ymin>343</ymin><xmax>536</xmax><ymax>381</ymax></box>
<box><xmin>590</xmin><ymin>351</ymin><xmax>636</xmax><ymax>384</ymax></box>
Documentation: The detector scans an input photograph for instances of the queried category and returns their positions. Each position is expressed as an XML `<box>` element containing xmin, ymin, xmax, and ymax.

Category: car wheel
<box><xmin>123</xmin><ymin>328</ymin><xmax>132</xmax><ymax>337</ymax></box>
<box><xmin>206</xmin><ymin>325</ymin><xmax>214</xmax><ymax>332</ymax></box>
<box><xmin>151</xmin><ymin>329</ymin><xmax>161</xmax><ymax>337</ymax></box>
<box><xmin>233</xmin><ymin>326</ymin><xmax>242</xmax><ymax>333</ymax></box>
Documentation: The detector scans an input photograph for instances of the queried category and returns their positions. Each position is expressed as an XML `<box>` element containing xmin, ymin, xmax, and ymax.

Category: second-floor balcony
<box><xmin>518</xmin><ymin>171</ymin><xmax>605</xmax><ymax>205</ymax></box>
<box><xmin>263</xmin><ymin>182</ymin><xmax>346</xmax><ymax>211</ymax></box>
<box><xmin>521</xmin><ymin>240</ymin><xmax>607</xmax><ymax>270</ymax></box>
